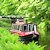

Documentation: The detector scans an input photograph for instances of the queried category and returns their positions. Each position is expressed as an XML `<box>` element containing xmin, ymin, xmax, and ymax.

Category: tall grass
<box><xmin>0</xmin><ymin>28</ymin><xmax>45</xmax><ymax>50</ymax></box>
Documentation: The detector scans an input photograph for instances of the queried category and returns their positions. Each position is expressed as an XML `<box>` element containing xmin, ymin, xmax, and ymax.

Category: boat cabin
<box><xmin>10</xmin><ymin>18</ymin><xmax>39</xmax><ymax>36</ymax></box>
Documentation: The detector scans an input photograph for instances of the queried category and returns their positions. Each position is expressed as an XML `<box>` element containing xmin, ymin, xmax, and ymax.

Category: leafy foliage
<box><xmin>0</xmin><ymin>28</ymin><xmax>45</xmax><ymax>50</ymax></box>
<box><xmin>0</xmin><ymin>0</ymin><xmax>50</xmax><ymax>50</ymax></box>
<box><xmin>0</xmin><ymin>18</ymin><xmax>11</xmax><ymax>29</ymax></box>
<box><xmin>0</xmin><ymin>0</ymin><xmax>50</xmax><ymax>23</ymax></box>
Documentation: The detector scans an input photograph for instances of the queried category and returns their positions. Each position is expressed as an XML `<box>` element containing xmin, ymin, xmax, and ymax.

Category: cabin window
<box><xmin>14</xmin><ymin>25</ymin><xmax>20</xmax><ymax>30</ymax></box>
<box><xmin>28</xmin><ymin>24</ymin><xmax>31</xmax><ymax>31</ymax></box>
<box><xmin>16</xmin><ymin>25</ymin><xmax>20</xmax><ymax>30</ymax></box>
<box><xmin>32</xmin><ymin>25</ymin><xmax>34</xmax><ymax>31</ymax></box>
<box><xmin>23</xmin><ymin>25</ymin><xmax>28</xmax><ymax>32</ymax></box>
<box><xmin>11</xmin><ymin>24</ymin><xmax>20</xmax><ymax>30</ymax></box>
<box><xmin>14</xmin><ymin>25</ymin><xmax>17</xmax><ymax>29</ymax></box>
<box><xmin>28</xmin><ymin>24</ymin><xmax>34</xmax><ymax>31</ymax></box>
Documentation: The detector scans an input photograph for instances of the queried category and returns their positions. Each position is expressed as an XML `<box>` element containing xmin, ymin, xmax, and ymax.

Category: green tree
<box><xmin>0</xmin><ymin>0</ymin><xmax>49</xmax><ymax>23</ymax></box>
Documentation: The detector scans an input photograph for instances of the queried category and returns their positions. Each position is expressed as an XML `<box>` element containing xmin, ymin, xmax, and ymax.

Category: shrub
<box><xmin>0</xmin><ymin>28</ymin><xmax>45</xmax><ymax>50</ymax></box>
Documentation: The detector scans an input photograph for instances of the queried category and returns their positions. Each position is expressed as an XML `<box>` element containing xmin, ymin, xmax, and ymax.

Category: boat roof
<box><xmin>15</xmin><ymin>21</ymin><xmax>25</xmax><ymax>25</ymax></box>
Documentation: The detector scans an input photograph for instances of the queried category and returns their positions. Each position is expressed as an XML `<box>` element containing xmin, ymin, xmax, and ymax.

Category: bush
<box><xmin>0</xmin><ymin>28</ymin><xmax>45</xmax><ymax>50</ymax></box>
